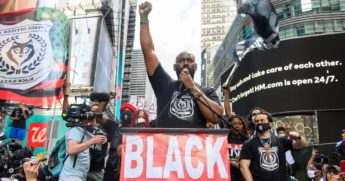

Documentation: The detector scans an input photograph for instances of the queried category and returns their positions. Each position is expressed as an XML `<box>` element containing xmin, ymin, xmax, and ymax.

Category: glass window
<box><xmin>325</xmin><ymin>21</ymin><xmax>334</xmax><ymax>32</ymax></box>
<box><xmin>286</xmin><ymin>26</ymin><xmax>296</xmax><ymax>38</ymax></box>
<box><xmin>274</xmin><ymin>114</ymin><xmax>319</xmax><ymax>144</ymax></box>
<box><xmin>296</xmin><ymin>24</ymin><xmax>305</xmax><ymax>36</ymax></box>
<box><xmin>341</xmin><ymin>0</ymin><xmax>345</xmax><ymax>11</ymax></box>
<box><xmin>334</xmin><ymin>19</ymin><xmax>343</xmax><ymax>31</ymax></box>
<box><xmin>305</xmin><ymin>22</ymin><xmax>315</xmax><ymax>34</ymax></box>
<box><xmin>315</xmin><ymin>21</ymin><xmax>324</xmax><ymax>33</ymax></box>
<box><xmin>312</xmin><ymin>0</ymin><xmax>321</xmax><ymax>12</ymax></box>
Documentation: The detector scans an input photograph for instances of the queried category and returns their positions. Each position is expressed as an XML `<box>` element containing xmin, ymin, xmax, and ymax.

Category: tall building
<box><xmin>200</xmin><ymin>0</ymin><xmax>237</xmax><ymax>86</ymax></box>
<box><xmin>201</xmin><ymin>0</ymin><xmax>237</xmax><ymax>50</ymax></box>
<box><xmin>127</xmin><ymin>50</ymin><xmax>146</xmax><ymax>99</ymax></box>
<box><xmin>122</xmin><ymin>0</ymin><xmax>138</xmax><ymax>103</ymax></box>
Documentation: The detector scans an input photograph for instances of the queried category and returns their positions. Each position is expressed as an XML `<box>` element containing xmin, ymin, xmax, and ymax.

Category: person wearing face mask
<box><xmin>130</xmin><ymin>110</ymin><xmax>150</xmax><ymax>128</ymax></box>
<box><xmin>139</xmin><ymin>1</ymin><xmax>223</xmax><ymax>128</ymax></box>
<box><xmin>307</xmin><ymin>148</ymin><xmax>324</xmax><ymax>181</ymax></box>
<box><xmin>103</xmin><ymin>103</ymin><xmax>136</xmax><ymax>181</ymax></box>
<box><xmin>246</xmin><ymin>107</ymin><xmax>266</xmax><ymax>137</ymax></box>
<box><xmin>277</xmin><ymin>127</ymin><xmax>296</xmax><ymax>177</ymax></box>
<box><xmin>240</xmin><ymin>112</ymin><xmax>307</xmax><ymax>181</ymax></box>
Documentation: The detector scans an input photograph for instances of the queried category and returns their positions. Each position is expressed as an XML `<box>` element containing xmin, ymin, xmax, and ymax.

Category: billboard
<box><xmin>229</xmin><ymin>33</ymin><xmax>345</xmax><ymax>115</ymax></box>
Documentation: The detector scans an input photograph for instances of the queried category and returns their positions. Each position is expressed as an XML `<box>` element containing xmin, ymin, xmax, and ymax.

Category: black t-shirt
<box><xmin>89</xmin><ymin>120</ymin><xmax>118</xmax><ymax>171</ymax></box>
<box><xmin>148</xmin><ymin>64</ymin><xmax>221</xmax><ymax>128</ymax></box>
<box><xmin>240</xmin><ymin>135</ymin><xmax>293</xmax><ymax>181</ymax></box>
<box><xmin>228</xmin><ymin>135</ymin><xmax>247</xmax><ymax>181</ymax></box>
<box><xmin>10</xmin><ymin>108</ymin><xmax>29</xmax><ymax>129</ymax></box>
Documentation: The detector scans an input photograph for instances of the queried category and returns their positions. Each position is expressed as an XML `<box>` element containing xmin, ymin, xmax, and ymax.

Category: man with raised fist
<box><xmin>139</xmin><ymin>1</ymin><xmax>223</xmax><ymax>128</ymax></box>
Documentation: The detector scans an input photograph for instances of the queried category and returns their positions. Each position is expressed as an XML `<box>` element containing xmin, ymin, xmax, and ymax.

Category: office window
<box><xmin>324</xmin><ymin>21</ymin><xmax>334</xmax><ymax>32</ymax></box>
<box><xmin>305</xmin><ymin>22</ymin><xmax>314</xmax><ymax>34</ymax></box>
<box><xmin>315</xmin><ymin>21</ymin><xmax>324</xmax><ymax>33</ymax></box>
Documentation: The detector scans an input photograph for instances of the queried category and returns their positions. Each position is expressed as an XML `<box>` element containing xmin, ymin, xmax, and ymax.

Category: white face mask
<box><xmin>278</xmin><ymin>134</ymin><xmax>285</xmax><ymax>137</ymax></box>
<box><xmin>307</xmin><ymin>170</ymin><xmax>316</xmax><ymax>179</ymax></box>
<box><xmin>137</xmin><ymin>118</ymin><xmax>145</xmax><ymax>123</ymax></box>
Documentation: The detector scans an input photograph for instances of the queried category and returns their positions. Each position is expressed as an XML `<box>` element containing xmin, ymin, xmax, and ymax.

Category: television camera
<box><xmin>0</xmin><ymin>135</ymin><xmax>33</xmax><ymax>178</ymax></box>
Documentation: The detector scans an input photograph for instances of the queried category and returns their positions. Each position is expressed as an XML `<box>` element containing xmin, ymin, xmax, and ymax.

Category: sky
<box><xmin>133</xmin><ymin>0</ymin><xmax>202</xmax><ymax>83</ymax></box>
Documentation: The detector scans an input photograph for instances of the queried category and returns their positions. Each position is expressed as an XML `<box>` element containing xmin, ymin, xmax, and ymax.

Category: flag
<box><xmin>234</xmin><ymin>0</ymin><xmax>280</xmax><ymax>62</ymax></box>
<box><xmin>0</xmin><ymin>6</ymin><xmax>69</xmax><ymax>106</ymax></box>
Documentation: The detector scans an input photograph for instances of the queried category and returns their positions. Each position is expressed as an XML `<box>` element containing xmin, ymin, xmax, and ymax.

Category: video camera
<box><xmin>0</xmin><ymin>138</ymin><xmax>33</xmax><ymax>178</ymax></box>
<box><xmin>62</xmin><ymin>104</ymin><xmax>103</xmax><ymax>127</ymax></box>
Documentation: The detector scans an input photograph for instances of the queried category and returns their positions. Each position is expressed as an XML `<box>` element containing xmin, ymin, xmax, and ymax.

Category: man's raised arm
<box><xmin>139</xmin><ymin>1</ymin><xmax>159</xmax><ymax>76</ymax></box>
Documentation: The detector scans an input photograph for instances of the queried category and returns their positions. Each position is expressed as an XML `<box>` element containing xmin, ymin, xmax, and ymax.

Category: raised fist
<box><xmin>139</xmin><ymin>1</ymin><xmax>152</xmax><ymax>18</ymax></box>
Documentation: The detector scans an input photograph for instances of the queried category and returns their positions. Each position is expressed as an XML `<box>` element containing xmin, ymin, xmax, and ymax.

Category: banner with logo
<box><xmin>0</xmin><ymin>7</ymin><xmax>69</xmax><ymax>106</ymax></box>
<box><xmin>121</xmin><ymin>129</ymin><xmax>230</xmax><ymax>181</ymax></box>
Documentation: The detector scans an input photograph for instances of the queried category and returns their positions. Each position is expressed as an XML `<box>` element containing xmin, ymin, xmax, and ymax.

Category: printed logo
<box><xmin>258</xmin><ymin>146</ymin><xmax>279</xmax><ymax>171</ymax></box>
<box><xmin>0</xmin><ymin>19</ymin><xmax>54</xmax><ymax>90</ymax></box>
<box><xmin>169</xmin><ymin>92</ymin><xmax>194</xmax><ymax>121</ymax></box>
<box><xmin>27</xmin><ymin>123</ymin><xmax>48</xmax><ymax>148</ymax></box>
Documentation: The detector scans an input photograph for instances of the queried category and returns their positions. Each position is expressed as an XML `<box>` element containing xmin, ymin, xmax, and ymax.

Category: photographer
<box><xmin>59</xmin><ymin>82</ymin><xmax>107</xmax><ymax>181</ymax></box>
<box><xmin>9</xmin><ymin>103</ymin><xmax>29</xmax><ymax>145</ymax></box>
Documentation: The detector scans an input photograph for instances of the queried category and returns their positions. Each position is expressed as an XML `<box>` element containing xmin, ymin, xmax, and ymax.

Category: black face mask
<box><xmin>255</xmin><ymin>123</ymin><xmax>271</xmax><ymax>133</ymax></box>
<box><xmin>121</xmin><ymin>110</ymin><xmax>132</xmax><ymax>127</ymax></box>
<box><xmin>175</xmin><ymin>66</ymin><xmax>195</xmax><ymax>79</ymax></box>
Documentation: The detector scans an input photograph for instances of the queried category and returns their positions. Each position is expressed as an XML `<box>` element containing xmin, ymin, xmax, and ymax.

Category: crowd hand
<box><xmin>92</xmin><ymin>135</ymin><xmax>107</xmax><ymax>145</ymax></box>
<box><xmin>139</xmin><ymin>1</ymin><xmax>152</xmax><ymax>18</ymax></box>
<box><xmin>23</xmin><ymin>159</ymin><xmax>40</xmax><ymax>181</ymax></box>
<box><xmin>312</xmin><ymin>148</ymin><xmax>319</xmax><ymax>157</ymax></box>
<box><xmin>179</xmin><ymin>68</ymin><xmax>194</xmax><ymax>89</ymax></box>
<box><xmin>19</xmin><ymin>104</ymin><xmax>26</xmax><ymax>112</ymax></box>
<box><xmin>222</xmin><ymin>83</ymin><xmax>229</xmax><ymax>93</ymax></box>
<box><xmin>288</xmin><ymin>131</ymin><xmax>301</xmax><ymax>141</ymax></box>
<box><xmin>110</xmin><ymin>92</ymin><xmax>116</xmax><ymax>99</ymax></box>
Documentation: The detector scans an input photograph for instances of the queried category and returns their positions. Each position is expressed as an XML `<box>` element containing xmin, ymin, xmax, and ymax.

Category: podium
<box><xmin>120</xmin><ymin>128</ymin><xmax>230</xmax><ymax>181</ymax></box>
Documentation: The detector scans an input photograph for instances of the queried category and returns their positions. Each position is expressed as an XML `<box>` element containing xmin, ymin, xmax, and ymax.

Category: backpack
<box><xmin>47</xmin><ymin>129</ymin><xmax>86</xmax><ymax>177</ymax></box>
<box><xmin>47</xmin><ymin>135</ymin><xmax>68</xmax><ymax>177</ymax></box>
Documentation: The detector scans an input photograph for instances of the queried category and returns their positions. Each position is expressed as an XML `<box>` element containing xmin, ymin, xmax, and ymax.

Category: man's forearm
<box><xmin>190</xmin><ymin>86</ymin><xmax>223</xmax><ymax>123</ymax></box>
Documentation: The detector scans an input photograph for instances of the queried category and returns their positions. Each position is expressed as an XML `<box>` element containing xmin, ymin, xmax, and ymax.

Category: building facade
<box><xmin>207</xmin><ymin>0</ymin><xmax>345</xmax><ymax>88</ymax></box>
<box><xmin>200</xmin><ymin>0</ymin><xmax>237</xmax><ymax>86</ymax></box>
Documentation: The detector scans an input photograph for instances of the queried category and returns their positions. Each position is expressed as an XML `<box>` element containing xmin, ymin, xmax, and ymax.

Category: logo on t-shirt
<box><xmin>258</xmin><ymin>146</ymin><xmax>279</xmax><ymax>171</ymax></box>
<box><xmin>169</xmin><ymin>92</ymin><xmax>194</xmax><ymax>120</ymax></box>
<box><xmin>229</xmin><ymin>144</ymin><xmax>242</xmax><ymax>161</ymax></box>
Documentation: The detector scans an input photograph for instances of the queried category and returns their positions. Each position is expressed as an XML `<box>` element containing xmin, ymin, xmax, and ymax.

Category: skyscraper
<box><xmin>200</xmin><ymin>0</ymin><xmax>237</xmax><ymax>86</ymax></box>
<box><xmin>201</xmin><ymin>0</ymin><xmax>237</xmax><ymax>50</ymax></box>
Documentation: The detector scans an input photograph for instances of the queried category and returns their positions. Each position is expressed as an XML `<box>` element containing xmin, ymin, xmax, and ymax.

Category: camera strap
<box><xmin>72</xmin><ymin>128</ymin><xmax>87</xmax><ymax>168</ymax></box>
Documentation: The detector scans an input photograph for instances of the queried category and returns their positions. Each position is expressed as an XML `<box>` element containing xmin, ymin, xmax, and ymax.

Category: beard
<box><xmin>175</xmin><ymin>66</ymin><xmax>195</xmax><ymax>79</ymax></box>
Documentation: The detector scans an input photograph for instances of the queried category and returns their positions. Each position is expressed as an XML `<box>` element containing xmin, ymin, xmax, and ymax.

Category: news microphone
<box><xmin>90</xmin><ymin>92</ymin><xmax>110</xmax><ymax>102</ymax></box>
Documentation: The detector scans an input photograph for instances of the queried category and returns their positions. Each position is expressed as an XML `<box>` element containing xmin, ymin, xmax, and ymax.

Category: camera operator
<box><xmin>9</xmin><ymin>103</ymin><xmax>29</xmax><ymax>145</ymax></box>
<box><xmin>86</xmin><ymin>103</ymin><xmax>118</xmax><ymax>181</ymax></box>
<box><xmin>59</xmin><ymin>82</ymin><xmax>107</xmax><ymax>181</ymax></box>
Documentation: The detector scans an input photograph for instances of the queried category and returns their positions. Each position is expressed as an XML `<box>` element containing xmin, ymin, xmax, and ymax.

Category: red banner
<box><xmin>121</xmin><ymin>133</ymin><xmax>230</xmax><ymax>181</ymax></box>
<box><xmin>26</xmin><ymin>122</ymin><xmax>48</xmax><ymax>148</ymax></box>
